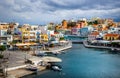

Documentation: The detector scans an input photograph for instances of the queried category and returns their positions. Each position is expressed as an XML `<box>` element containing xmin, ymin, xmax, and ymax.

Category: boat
<box><xmin>51</xmin><ymin>65</ymin><xmax>62</xmax><ymax>71</ymax></box>
<box><xmin>52</xmin><ymin>51</ymin><xmax>61</xmax><ymax>55</ymax></box>
<box><xmin>50</xmin><ymin>63</ymin><xmax>62</xmax><ymax>71</ymax></box>
<box><xmin>26</xmin><ymin>65</ymin><xmax>38</xmax><ymax>71</ymax></box>
<box><xmin>110</xmin><ymin>48</ymin><xmax>120</xmax><ymax>52</ymax></box>
<box><xmin>60</xmin><ymin>51</ymin><xmax>66</xmax><ymax>54</ymax></box>
<box><xmin>35</xmin><ymin>51</ymin><xmax>47</xmax><ymax>56</ymax></box>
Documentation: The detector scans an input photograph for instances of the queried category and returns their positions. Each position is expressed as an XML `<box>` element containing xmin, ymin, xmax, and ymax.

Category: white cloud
<box><xmin>0</xmin><ymin>0</ymin><xmax>120</xmax><ymax>24</ymax></box>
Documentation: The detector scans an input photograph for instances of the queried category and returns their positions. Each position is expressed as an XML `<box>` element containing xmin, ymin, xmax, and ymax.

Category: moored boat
<box><xmin>26</xmin><ymin>65</ymin><xmax>38</xmax><ymax>71</ymax></box>
<box><xmin>51</xmin><ymin>65</ymin><xmax>62</xmax><ymax>71</ymax></box>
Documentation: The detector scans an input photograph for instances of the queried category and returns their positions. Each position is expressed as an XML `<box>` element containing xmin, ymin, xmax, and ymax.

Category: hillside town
<box><xmin>0</xmin><ymin>18</ymin><xmax>120</xmax><ymax>48</ymax></box>
<box><xmin>0</xmin><ymin>17</ymin><xmax>120</xmax><ymax>78</ymax></box>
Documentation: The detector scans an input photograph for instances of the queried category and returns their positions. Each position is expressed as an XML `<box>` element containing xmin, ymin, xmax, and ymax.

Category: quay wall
<box><xmin>5</xmin><ymin>65</ymin><xmax>27</xmax><ymax>72</ymax></box>
<box><xmin>83</xmin><ymin>40</ymin><xmax>120</xmax><ymax>50</ymax></box>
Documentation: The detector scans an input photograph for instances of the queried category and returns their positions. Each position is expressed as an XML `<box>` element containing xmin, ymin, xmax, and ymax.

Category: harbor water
<box><xmin>23</xmin><ymin>44</ymin><xmax>120</xmax><ymax>78</ymax></box>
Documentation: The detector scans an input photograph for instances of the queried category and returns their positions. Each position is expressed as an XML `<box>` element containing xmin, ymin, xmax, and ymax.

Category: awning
<box><xmin>16</xmin><ymin>43</ymin><xmax>38</xmax><ymax>46</ymax></box>
<box><xmin>16</xmin><ymin>43</ymin><xmax>30</xmax><ymax>46</ymax></box>
<box><xmin>59</xmin><ymin>40</ymin><xmax>68</xmax><ymax>43</ymax></box>
<box><xmin>51</xmin><ymin>41</ymin><xmax>59</xmax><ymax>44</ymax></box>
<box><xmin>98</xmin><ymin>40</ymin><xmax>110</xmax><ymax>43</ymax></box>
<box><xmin>112</xmin><ymin>40</ymin><xmax>120</xmax><ymax>43</ymax></box>
<box><xmin>41</xmin><ymin>56</ymin><xmax>62</xmax><ymax>63</ymax></box>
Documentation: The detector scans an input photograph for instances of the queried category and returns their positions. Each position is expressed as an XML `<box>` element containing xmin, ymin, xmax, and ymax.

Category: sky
<box><xmin>0</xmin><ymin>0</ymin><xmax>120</xmax><ymax>25</ymax></box>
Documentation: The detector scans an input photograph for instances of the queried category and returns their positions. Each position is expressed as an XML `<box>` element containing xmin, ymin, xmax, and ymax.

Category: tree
<box><xmin>0</xmin><ymin>45</ymin><xmax>6</xmax><ymax>55</ymax></box>
<box><xmin>0</xmin><ymin>45</ymin><xmax>6</xmax><ymax>59</ymax></box>
<box><xmin>93</xmin><ymin>20</ymin><xmax>98</xmax><ymax>24</ymax></box>
<box><xmin>67</xmin><ymin>22</ymin><xmax>76</xmax><ymax>28</ymax></box>
<box><xmin>59</xmin><ymin>37</ymin><xmax>65</xmax><ymax>41</ymax></box>
<box><xmin>88</xmin><ymin>22</ymin><xmax>93</xmax><ymax>25</ymax></box>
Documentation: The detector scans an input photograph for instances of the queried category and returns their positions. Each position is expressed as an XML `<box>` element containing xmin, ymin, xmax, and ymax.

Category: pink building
<box><xmin>71</xmin><ymin>28</ymin><xmax>80</xmax><ymax>35</ymax></box>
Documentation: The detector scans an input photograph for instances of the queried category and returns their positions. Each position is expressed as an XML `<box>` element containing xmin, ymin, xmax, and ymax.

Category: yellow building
<box><xmin>20</xmin><ymin>25</ymin><xmax>37</xmax><ymax>43</ymax></box>
<box><xmin>20</xmin><ymin>27</ymin><xmax>30</xmax><ymax>43</ymax></box>
<box><xmin>40</xmin><ymin>34</ymin><xmax>48</xmax><ymax>43</ymax></box>
<box><xmin>103</xmin><ymin>34</ymin><xmax>120</xmax><ymax>41</ymax></box>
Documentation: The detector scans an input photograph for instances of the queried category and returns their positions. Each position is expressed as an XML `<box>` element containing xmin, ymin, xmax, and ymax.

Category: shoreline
<box><xmin>83</xmin><ymin>40</ymin><xmax>120</xmax><ymax>50</ymax></box>
<box><xmin>6</xmin><ymin>45</ymin><xmax>72</xmax><ymax>78</ymax></box>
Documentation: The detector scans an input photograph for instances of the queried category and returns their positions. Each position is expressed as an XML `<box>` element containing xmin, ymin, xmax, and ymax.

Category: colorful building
<box><xmin>88</xmin><ymin>31</ymin><xmax>99</xmax><ymax>41</ymax></box>
<box><xmin>20</xmin><ymin>24</ymin><xmax>37</xmax><ymax>43</ymax></box>
<box><xmin>38</xmin><ymin>26</ymin><xmax>49</xmax><ymax>43</ymax></box>
<box><xmin>103</xmin><ymin>34</ymin><xmax>120</xmax><ymax>41</ymax></box>
<box><xmin>0</xmin><ymin>23</ymin><xmax>15</xmax><ymax>46</ymax></box>
<box><xmin>62</xmin><ymin>20</ymin><xmax>67</xmax><ymax>29</ymax></box>
<box><xmin>40</xmin><ymin>34</ymin><xmax>48</xmax><ymax>43</ymax></box>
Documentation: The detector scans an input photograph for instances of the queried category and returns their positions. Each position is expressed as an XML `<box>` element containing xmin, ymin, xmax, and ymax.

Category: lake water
<box><xmin>23</xmin><ymin>44</ymin><xmax>120</xmax><ymax>78</ymax></box>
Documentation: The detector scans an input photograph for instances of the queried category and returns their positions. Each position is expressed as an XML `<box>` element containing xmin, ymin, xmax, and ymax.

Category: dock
<box><xmin>7</xmin><ymin>66</ymin><xmax>46</xmax><ymax>78</ymax></box>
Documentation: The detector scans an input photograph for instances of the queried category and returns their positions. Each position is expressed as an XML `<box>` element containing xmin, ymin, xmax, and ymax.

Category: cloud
<box><xmin>0</xmin><ymin>0</ymin><xmax>120</xmax><ymax>24</ymax></box>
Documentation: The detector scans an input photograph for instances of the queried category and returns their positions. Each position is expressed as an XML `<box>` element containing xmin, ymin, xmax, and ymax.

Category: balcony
<box><xmin>30</xmin><ymin>34</ymin><xmax>35</xmax><ymax>36</ymax></box>
<box><xmin>24</xmin><ymin>34</ymin><xmax>29</xmax><ymax>36</ymax></box>
<box><xmin>23</xmin><ymin>36</ymin><xmax>29</xmax><ymax>39</ymax></box>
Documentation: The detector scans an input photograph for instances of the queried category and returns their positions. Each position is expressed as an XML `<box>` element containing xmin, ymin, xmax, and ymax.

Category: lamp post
<box><xmin>2</xmin><ymin>59</ymin><xmax>9</xmax><ymax>78</ymax></box>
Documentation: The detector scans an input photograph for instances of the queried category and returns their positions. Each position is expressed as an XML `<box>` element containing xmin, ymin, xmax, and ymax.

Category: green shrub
<box><xmin>0</xmin><ymin>45</ymin><xmax>6</xmax><ymax>51</ymax></box>
<box><xmin>49</xmin><ymin>44</ymin><xmax>54</xmax><ymax>47</ymax></box>
<box><xmin>59</xmin><ymin>37</ymin><xmax>65</xmax><ymax>41</ymax></box>
<box><xmin>0</xmin><ymin>54</ymin><xmax>3</xmax><ymax>59</ymax></box>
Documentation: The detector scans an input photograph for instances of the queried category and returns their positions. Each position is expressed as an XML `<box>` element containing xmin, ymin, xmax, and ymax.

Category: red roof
<box><xmin>54</xmin><ymin>32</ymin><xmax>59</xmax><ymax>34</ymax></box>
<box><xmin>104</xmin><ymin>34</ymin><xmax>120</xmax><ymax>37</ymax></box>
<box><xmin>90</xmin><ymin>32</ymin><xmax>99</xmax><ymax>35</ymax></box>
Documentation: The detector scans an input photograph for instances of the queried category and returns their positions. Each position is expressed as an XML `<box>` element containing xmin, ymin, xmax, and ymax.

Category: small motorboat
<box><xmin>109</xmin><ymin>48</ymin><xmax>120</xmax><ymax>54</ymax></box>
<box><xmin>110</xmin><ymin>48</ymin><xmax>120</xmax><ymax>52</ymax></box>
<box><xmin>52</xmin><ymin>51</ymin><xmax>61</xmax><ymax>55</ymax></box>
<box><xmin>36</xmin><ymin>51</ymin><xmax>47</xmax><ymax>56</ymax></box>
<box><xmin>60</xmin><ymin>51</ymin><xmax>66</xmax><ymax>54</ymax></box>
<box><xmin>51</xmin><ymin>65</ymin><xmax>62</xmax><ymax>71</ymax></box>
<box><xmin>26</xmin><ymin>65</ymin><xmax>38</xmax><ymax>71</ymax></box>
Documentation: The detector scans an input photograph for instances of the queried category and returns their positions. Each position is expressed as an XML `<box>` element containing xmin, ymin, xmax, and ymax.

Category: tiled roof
<box><xmin>104</xmin><ymin>34</ymin><xmax>120</xmax><ymax>37</ymax></box>
<box><xmin>90</xmin><ymin>31</ymin><xmax>99</xmax><ymax>35</ymax></box>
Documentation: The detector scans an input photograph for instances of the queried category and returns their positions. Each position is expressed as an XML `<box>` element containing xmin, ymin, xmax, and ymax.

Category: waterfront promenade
<box><xmin>36</xmin><ymin>41</ymin><xmax>72</xmax><ymax>53</ymax></box>
<box><xmin>83</xmin><ymin>40</ymin><xmax>120</xmax><ymax>50</ymax></box>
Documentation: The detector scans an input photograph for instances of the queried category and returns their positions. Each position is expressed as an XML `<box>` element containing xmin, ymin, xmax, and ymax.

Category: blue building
<box><xmin>79</xmin><ymin>27</ymin><xmax>89</xmax><ymax>37</ymax></box>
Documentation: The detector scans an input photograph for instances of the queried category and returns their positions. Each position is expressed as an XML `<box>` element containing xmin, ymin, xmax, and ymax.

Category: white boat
<box><xmin>26</xmin><ymin>65</ymin><xmax>38</xmax><ymax>71</ymax></box>
<box><xmin>35</xmin><ymin>51</ymin><xmax>47</xmax><ymax>56</ymax></box>
<box><xmin>52</xmin><ymin>51</ymin><xmax>61</xmax><ymax>55</ymax></box>
<box><xmin>110</xmin><ymin>48</ymin><xmax>120</xmax><ymax>52</ymax></box>
<box><xmin>51</xmin><ymin>65</ymin><xmax>62</xmax><ymax>71</ymax></box>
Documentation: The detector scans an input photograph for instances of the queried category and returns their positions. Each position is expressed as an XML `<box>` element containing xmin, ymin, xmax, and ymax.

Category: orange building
<box><xmin>62</xmin><ymin>20</ymin><xmax>67</xmax><ymax>29</ymax></box>
<box><xmin>103</xmin><ymin>34</ymin><xmax>120</xmax><ymax>41</ymax></box>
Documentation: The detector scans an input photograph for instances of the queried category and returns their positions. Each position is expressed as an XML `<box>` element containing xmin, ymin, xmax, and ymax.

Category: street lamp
<box><xmin>2</xmin><ymin>60</ymin><xmax>9</xmax><ymax>78</ymax></box>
